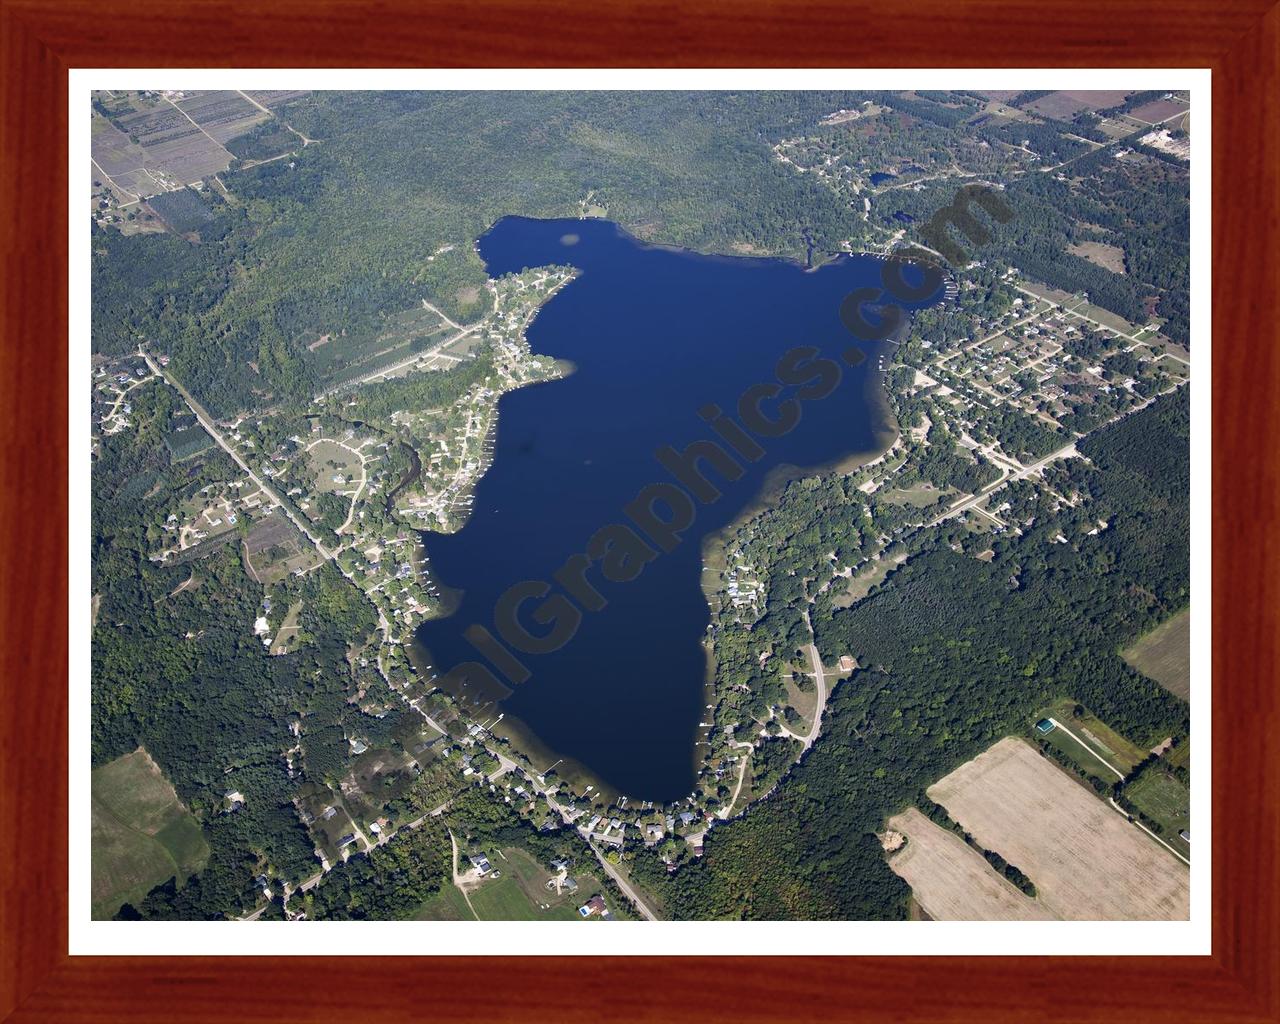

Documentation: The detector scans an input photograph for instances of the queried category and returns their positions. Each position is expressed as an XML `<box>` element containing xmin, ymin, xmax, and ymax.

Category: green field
<box><xmin>1036</xmin><ymin>719</ymin><xmax>1123</xmax><ymax>783</ymax></box>
<box><xmin>425</xmin><ymin>847</ymin><xmax>605</xmax><ymax>921</ymax></box>
<box><xmin>412</xmin><ymin>882</ymin><xmax>476</xmax><ymax>921</ymax></box>
<box><xmin>881</xmin><ymin>482</ymin><xmax>954</xmax><ymax>508</ymax></box>
<box><xmin>91</xmin><ymin>748</ymin><xmax>209</xmax><ymax>919</ymax></box>
<box><xmin>305</xmin><ymin>439</ymin><xmax>363</xmax><ymax>494</ymax></box>
<box><xmin>1042</xmin><ymin>699</ymin><xmax>1148</xmax><ymax>774</ymax></box>
<box><xmin>1122</xmin><ymin>608</ymin><xmax>1191</xmax><ymax>700</ymax></box>
<box><xmin>1126</xmin><ymin>769</ymin><xmax>1191</xmax><ymax>858</ymax></box>
<box><xmin>832</xmin><ymin>552</ymin><xmax>908</xmax><ymax>609</ymax></box>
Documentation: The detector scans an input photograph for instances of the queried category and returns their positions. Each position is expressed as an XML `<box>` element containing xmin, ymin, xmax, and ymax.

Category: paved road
<box><xmin>579</xmin><ymin>833</ymin><xmax>658</xmax><ymax>921</ymax></box>
<box><xmin>927</xmin><ymin>441</ymin><xmax>1078</xmax><ymax>528</ymax></box>
<box><xmin>139</xmin><ymin>348</ymin><xmax>332</xmax><ymax>558</ymax></box>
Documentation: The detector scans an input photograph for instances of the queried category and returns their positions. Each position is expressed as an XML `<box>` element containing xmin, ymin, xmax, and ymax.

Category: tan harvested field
<box><xmin>928</xmin><ymin>738</ymin><xmax>1189</xmax><ymax>920</ymax></box>
<box><xmin>886</xmin><ymin>808</ymin><xmax>1053</xmax><ymax>921</ymax></box>
<box><xmin>1129</xmin><ymin>98</ymin><xmax>1187</xmax><ymax>125</ymax></box>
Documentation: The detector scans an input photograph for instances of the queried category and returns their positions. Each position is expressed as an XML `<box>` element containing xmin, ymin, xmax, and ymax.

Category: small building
<box><xmin>1035</xmin><ymin>719</ymin><xmax>1056</xmax><ymax>734</ymax></box>
<box><xmin>577</xmin><ymin>894</ymin><xmax>607</xmax><ymax>918</ymax></box>
<box><xmin>1179</xmin><ymin>829</ymin><xmax>1191</xmax><ymax>843</ymax></box>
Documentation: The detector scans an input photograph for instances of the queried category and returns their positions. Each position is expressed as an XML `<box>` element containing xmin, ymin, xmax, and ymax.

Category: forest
<box><xmin>93</xmin><ymin>380</ymin><xmax>423</xmax><ymax>919</ymax></box>
<box><xmin>93</xmin><ymin>91</ymin><xmax>879</xmax><ymax>419</ymax></box>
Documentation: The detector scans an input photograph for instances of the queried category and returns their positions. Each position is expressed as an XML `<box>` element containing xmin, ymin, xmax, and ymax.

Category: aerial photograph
<box><xmin>89</xmin><ymin>87</ymin><xmax>1192</xmax><ymax>924</ymax></box>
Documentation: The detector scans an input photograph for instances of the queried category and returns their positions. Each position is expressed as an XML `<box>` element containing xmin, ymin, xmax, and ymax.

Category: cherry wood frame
<box><xmin>2</xmin><ymin>1</ymin><xmax>1276</xmax><ymax>1020</ymax></box>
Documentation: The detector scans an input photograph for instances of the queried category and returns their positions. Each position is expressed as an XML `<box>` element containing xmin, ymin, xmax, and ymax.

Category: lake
<box><xmin>413</xmin><ymin>217</ymin><xmax>942</xmax><ymax>801</ymax></box>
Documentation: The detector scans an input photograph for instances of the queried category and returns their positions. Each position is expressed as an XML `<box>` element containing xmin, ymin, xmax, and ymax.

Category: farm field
<box><xmin>1129</xmin><ymin>97</ymin><xmax>1188</xmax><ymax>125</ymax></box>
<box><xmin>928</xmin><ymin>738</ymin><xmax>1189</xmax><ymax>920</ymax></box>
<box><xmin>885</xmin><ymin>808</ymin><xmax>1052</xmax><ymax>921</ymax></box>
<box><xmin>175</xmin><ymin>90</ymin><xmax>269</xmax><ymax>145</ymax></box>
<box><xmin>92</xmin><ymin>748</ymin><xmax>209</xmax><ymax>919</ymax></box>
<box><xmin>1122</xmin><ymin>608</ymin><xmax>1191</xmax><ymax>699</ymax></box>
<box><xmin>1022</xmin><ymin>90</ymin><xmax>1125</xmax><ymax>120</ymax></box>
<box><xmin>244</xmin><ymin>90</ymin><xmax>311</xmax><ymax>110</ymax></box>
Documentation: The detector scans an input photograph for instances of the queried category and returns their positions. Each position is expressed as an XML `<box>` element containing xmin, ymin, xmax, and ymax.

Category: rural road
<box><xmin>579</xmin><ymin>834</ymin><xmax>658</xmax><ymax>921</ymax></box>
<box><xmin>139</xmin><ymin>347</ymin><xmax>333</xmax><ymax>558</ymax></box>
<box><xmin>927</xmin><ymin>441</ymin><xmax>1078</xmax><ymax>528</ymax></box>
<box><xmin>798</xmin><ymin>642</ymin><xmax>829</xmax><ymax>749</ymax></box>
<box><xmin>718</xmin><ymin>740</ymin><xmax>756</xmax><ymax>820</ymax></box>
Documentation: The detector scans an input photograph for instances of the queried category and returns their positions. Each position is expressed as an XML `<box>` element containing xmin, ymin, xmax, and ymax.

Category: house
<box><xmin>1035</xmin><ymin>719</ymin><xmax>1056</xmax><ymax>734</ymax></box>
<box><xmin>577</xmin><ymin>894</ymin><xmax>607</xmax><ymax>917</ymax></box>
<box><xmin>338</xmin><ymin>833</ymin><xmax>358</xmax><ymax>848</ymax></box>
<box><xmin>469</xmin><ymin>854</ymin><xmax>492</xmax><ymax>876</ymax></box>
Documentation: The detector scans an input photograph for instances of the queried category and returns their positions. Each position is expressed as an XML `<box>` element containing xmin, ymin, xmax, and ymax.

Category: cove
<box><xmin>414</xmin><ymin>217</ymin><xmax>943</xmax><ymax>802</ymax></box>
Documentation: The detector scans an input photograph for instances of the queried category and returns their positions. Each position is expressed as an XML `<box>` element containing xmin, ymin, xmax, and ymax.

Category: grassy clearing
<box><xmin>270</xmin><ymin>600</ymin><xmax>303</xmax><ymax>655</ymax></box>
<box><xmin>306</xmin><ymin>440</ymin><xmax>363</xmax><ymax>494</ymax></box>
<box><xmin>1037</xmin><ymin>721</ymin><xmax>1123</xmax><ymax>782</ymax></box>
<box><xmin>1047</xmin><ymin>699</ymin><xmax>1148</xmax><ymax>772</ymax></box>
<box><xmin>461</xmin><ymin>848</ymin><xmax>598</xmax><ymax>921</ymax></box>
<box><xmin>1122</xmin><ymin>608</ymin><xmax>1191</xmax><ymax>700</ymax></box>
<box><xmin>881</xmin><ymin>481</ymin><xmax>954</xmax><ymax>508</ymax></box>
<box><xmin>91</xmin><ymin>748</ymin><xmax>209</xmax><ymax>919</ymax></box>
<box><xmin>1066</xmin><ymin>240</ymin><xmax>1127</xmax><ymax>275</ymax></box>
<box><xmin>412</xmin><ymin>882</ymin><xmax>475</xmax><ymax>920</ymax></box>
<box><xmin>1126</xmin><ymin>770</ymin><xmax>1191</xmax><ymax>858</ymax></box>
<box><xmin>832</xmin><ymin>552</ymin><xmax>908</xmax><ymax>609</ymax></box>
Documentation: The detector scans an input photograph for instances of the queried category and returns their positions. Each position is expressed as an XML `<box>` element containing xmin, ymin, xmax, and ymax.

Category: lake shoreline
<box><xmin>411</xmin><ymin>215</ymin><xmax>942</xmax><ymax>803</ymax></box>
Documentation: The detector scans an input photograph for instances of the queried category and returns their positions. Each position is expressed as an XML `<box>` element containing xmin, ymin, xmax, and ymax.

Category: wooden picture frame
<box><xmin>2</xmin><ymin>1</ymin><xmax>1275</xmax><ymax>1019</ymax></box>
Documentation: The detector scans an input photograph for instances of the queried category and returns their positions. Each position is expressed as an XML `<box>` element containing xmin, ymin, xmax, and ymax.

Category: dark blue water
<box><xmin>414</xmin><ymin>217</ymin><xmax>941</xmax><ymax>800</ymax></box>
<box><xmin>869</xmin><ymin>171</ymin><xmax>896</xmax><ymax>186</ymax></box>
